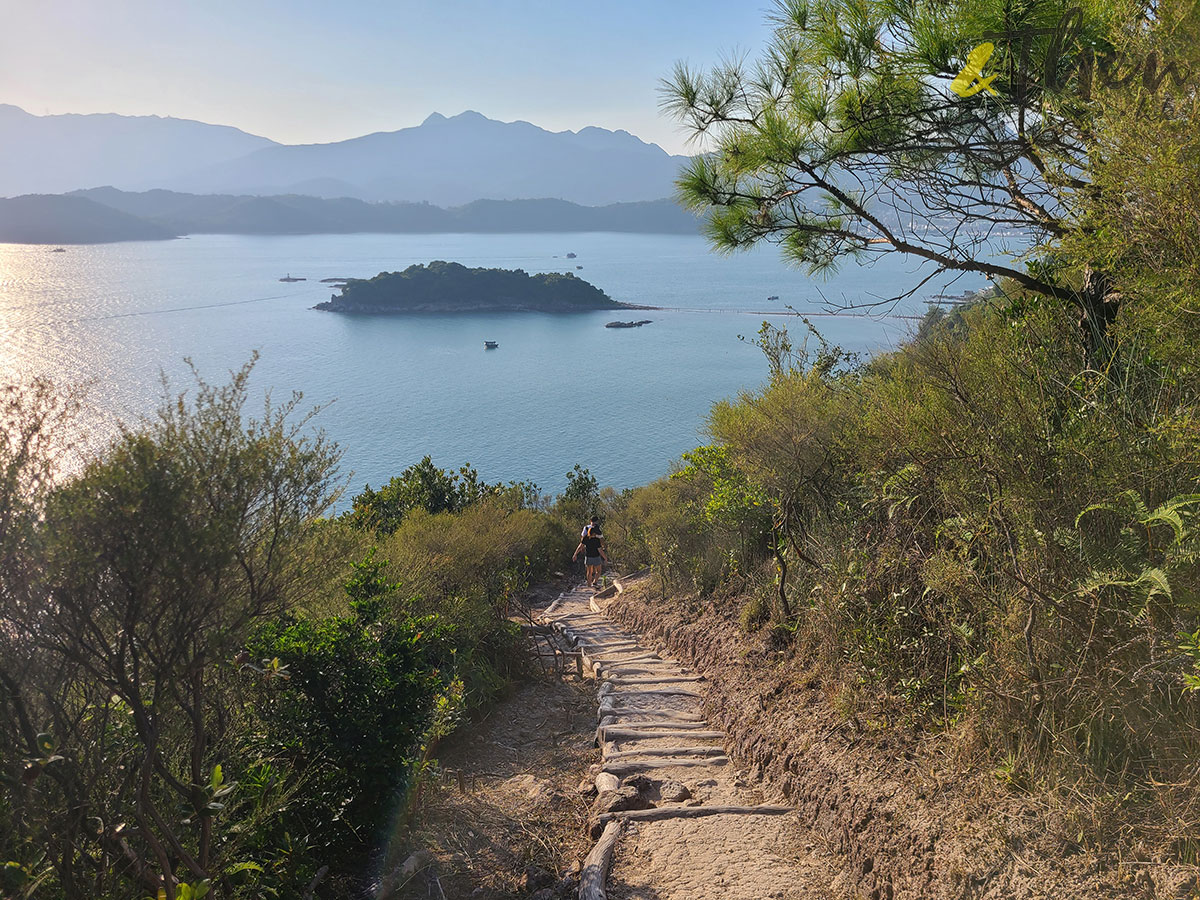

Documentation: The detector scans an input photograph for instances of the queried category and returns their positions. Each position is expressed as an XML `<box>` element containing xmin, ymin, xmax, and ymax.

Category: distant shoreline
<box><xmin>0</xmin><ymin>189</ymin><xmax>701</xmax><ymax>245</ymax></box>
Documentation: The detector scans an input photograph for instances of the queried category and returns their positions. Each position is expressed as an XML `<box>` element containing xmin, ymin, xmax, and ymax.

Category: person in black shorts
<box><xmin>573</xmin><ymin>522</ymin><xmax>609</xmax><ymax>588</ymax></box>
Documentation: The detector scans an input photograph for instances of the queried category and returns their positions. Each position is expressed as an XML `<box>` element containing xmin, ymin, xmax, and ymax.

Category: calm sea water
<box><xmin>0</xmin><ymin>232</ymin><xmax>988</xmax><ymax>499</ymax></box>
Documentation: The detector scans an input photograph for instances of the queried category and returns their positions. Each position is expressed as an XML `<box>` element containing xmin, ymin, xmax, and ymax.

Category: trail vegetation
<box><xmin>0</xmin><ymin>363</ymin><xmax>585</xmax><ymax>899</ymax></box>
<box><xmin>599</xmin><ymin>0</ymin><xmax>1200</xmax><ymax>866</ymax></box>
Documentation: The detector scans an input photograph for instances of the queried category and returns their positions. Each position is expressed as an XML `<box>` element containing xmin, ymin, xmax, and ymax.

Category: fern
<box><xmin>1075</xmin><ymin>490</ymin><xmax>1200</xmax><ymax>639</ymax></box>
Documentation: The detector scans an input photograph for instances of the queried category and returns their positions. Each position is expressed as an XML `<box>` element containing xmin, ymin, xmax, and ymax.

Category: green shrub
<box><xmin>0</xmin><ymin>360</ymin><xmax>343</xmax><ymax>900</ymax></box>
<box><xmin>244</xmin><ymin>609</ymin><xmax>450</xmax><ymax>880</ymax></box>
<box><xmin>605</xmin><ymin>473</ymin><xmax>728</xmax><ymax>594</ymax></box>
<box><xmin>621</xmin><ymin>292</ymin><xmax>1200</xmax><ymax>847</ymax></box>
<box><xmin>344</xmin><ymin>456</ymin><xmax>538</xmax><ymax>535</ymax></box>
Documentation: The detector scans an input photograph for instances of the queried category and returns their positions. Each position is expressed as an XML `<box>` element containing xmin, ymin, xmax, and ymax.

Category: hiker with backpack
<box><xmin>573</xmin><ymin>518</ymin><xmax>608</xmax><ymax>589</ymax></box>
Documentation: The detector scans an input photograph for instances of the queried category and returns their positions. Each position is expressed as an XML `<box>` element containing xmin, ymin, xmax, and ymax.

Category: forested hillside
<box><xmin>593</xmin><ymin>0</ymin><xmax>1200</xmax><ymax>880</ymax></box>
<box><xmin>0</xmin><ymin>364</ymin><xmax>599</xmax><ymax>898</ymax></box>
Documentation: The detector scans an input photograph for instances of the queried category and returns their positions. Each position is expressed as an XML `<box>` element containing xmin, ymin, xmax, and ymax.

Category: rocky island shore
<box><xmin>313</xmin><ymin>260</ymin><xmax>628</xmax><ymax>313</ymax></box>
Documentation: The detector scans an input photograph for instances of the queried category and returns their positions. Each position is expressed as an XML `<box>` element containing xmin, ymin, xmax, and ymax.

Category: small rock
<box><xmin>622</xmin><ymin>774</ymin><xmax>654</xmax><ymax>794</ymax></box>
<box><xmin>521</xmin><ymin>865</ymin><xmax>555</xmax><ymax>892</ymax></box>
<box><xmin>658</xmin><ymin>780</ymin><xmax>692</xmax><ymax>802</ymax></box>
<box><xmin>576</xmin><ymin>778</ymin><xmax>598</xmax><ymax>796</ymax></box>
<box><xmin>400</xmin><ymin>849</ymin><xmax>436</xmax><ymax>877</ymax></box>
<box><xmin>530</xmin><ymin>890</ymin><xmax>556</xmax><ymax>900</ymax></box>
<box><xmin>593</xmin><ymin>786</ymin><xmax>654</xmax><ymax>815</ymax></box>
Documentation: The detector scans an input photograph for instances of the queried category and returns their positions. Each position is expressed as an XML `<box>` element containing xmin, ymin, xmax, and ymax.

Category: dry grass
<box><xmin>378</xmin><ymin>674</ymin><xmax>598</xmax><ymax>899</ymax></box>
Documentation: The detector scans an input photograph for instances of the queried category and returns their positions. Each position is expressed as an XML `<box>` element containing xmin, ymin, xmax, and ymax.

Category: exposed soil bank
<box><xmin>604</xmin><ymin>577</ymin><xmax>1196</xmax><ymax>900</ymax></box>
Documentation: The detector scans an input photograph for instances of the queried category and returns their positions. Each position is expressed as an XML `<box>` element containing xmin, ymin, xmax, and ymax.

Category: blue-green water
<box><xmin>0</xmin><ymin>232</ymin><xmax>987</xmax><ymax>497</ymax></box>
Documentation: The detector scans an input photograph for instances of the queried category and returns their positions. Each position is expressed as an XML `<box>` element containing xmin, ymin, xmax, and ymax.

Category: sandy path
<box><xmin>542</xmin><ymin>584</ymin><xmax>839</xmax><ymax>900</ymax></box>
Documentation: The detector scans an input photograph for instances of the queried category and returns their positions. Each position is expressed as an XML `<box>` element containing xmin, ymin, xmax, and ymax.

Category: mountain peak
<box><xmin>421</xmin><ymin>110</ymin><xmax>491</xmax><ymax>128</ymax></box>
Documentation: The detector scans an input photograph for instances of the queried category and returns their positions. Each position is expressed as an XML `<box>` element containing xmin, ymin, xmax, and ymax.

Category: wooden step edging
<box><xmin>580</xmin><ymin>819</ymin><xmax>623</xmax><ymax>900</ymax></box>
<box><xmin>597</xmin><ymin>715</ymin><xmax>707</xmax><ymax>730</ymax></box>
<box><xmin>592</xmin><ymin>667</ymin><xmax>681</xmax><ymax>681</ymax></box>
<box><xmin>598</xmin><ymin>728</ymin><xmax>725</xmax><ymax>741</ymax></box>
<box><xmin>603</xmin><ymin>745</ymin><xmax>727</xmax><ymax>761</ymax></box>
<box><xmin>600</xmin><ymin>756</ymin><xmax>729</xmax><ymax>777</ymax></box>
<box><xmin>598</xmin><ymin>717</ymin><xmax>710</xmax><ymax>728</ymax></box>
<box><xmin>598</xmin><ymin>684</ymin><xmax>703</xmax><ymax>700</ymax></box>
<box><xmin>603</xmin><ymin>675</ymin><xmax>704</xmax><ymax>686</ymax></box>
<box><xmin>596</xmin><ymin>724</ymin><xmax>724</xmax><ymax>746</ymax></box>
<box><xmin>590</xmin><ymin>804</ymin><xmax>793</xmax><ymax>838</ymax></box>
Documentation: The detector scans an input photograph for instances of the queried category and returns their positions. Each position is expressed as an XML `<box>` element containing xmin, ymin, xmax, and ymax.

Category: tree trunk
<box><xmin>772</xmin><ymin>529</ymin><xmax>791</xmax><ymax>619</ymax></box>
<box><xmin>1077</xmin><ymin>266</ymin><xmax>1120</xmax><ymax>367</ymax></box>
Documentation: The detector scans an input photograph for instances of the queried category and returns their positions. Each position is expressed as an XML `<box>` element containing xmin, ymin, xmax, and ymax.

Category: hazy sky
<box><xmin>0</xmin><ymin>0</ymin><xmax>776</xmax><ymax>153</ymax></box>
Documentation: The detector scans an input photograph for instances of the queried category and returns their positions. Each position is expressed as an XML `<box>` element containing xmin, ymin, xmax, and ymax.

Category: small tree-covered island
<box><xmin>313</xmin><ymin>260</ymin><xmax>628</xmax><ymax>313</ymax></box>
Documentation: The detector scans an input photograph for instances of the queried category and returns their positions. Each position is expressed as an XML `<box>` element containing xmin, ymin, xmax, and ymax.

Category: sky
<box><xmin>0</xmin><ymin>0</ymin><xmax>777</xmax><ymax>154</ymax></box>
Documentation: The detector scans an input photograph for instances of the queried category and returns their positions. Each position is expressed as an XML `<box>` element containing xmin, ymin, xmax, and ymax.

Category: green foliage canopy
<box><xmin>662</xmin><ymin>0</ymin><xmax>1165</xmax><ymax>349</ymax></box>
<box><xmin>345</xmin><ymin>455</ymin><xmax>538</xmax><ymax>535</ymax></box>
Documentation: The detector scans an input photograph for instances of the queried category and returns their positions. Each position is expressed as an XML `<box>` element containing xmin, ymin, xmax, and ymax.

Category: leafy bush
<box><xmin>0</xmin><ymin>368</ymin><xmax>574</xmax><ymax>900</ymax></box>
<box><xmin>0</xmin><ymin>361</ymin><xmax>343</xmax><ymax>900</ymax></box>
<box><xmin>377</xmin><ymin>499</ymin><xmax>571</xmax><ymax>700</ymax></box>
<box><xmin>244</xmin><ymin>602</ymin><xmax>451</xmax><ymax>884</ymax></box>
<box><xmin>344</xmin><ymin>456</ymin><xmax>538</xmax><ymax>535</ymax></box>
<box><xmin>621</xmin><ymin>292</ymin><xmax>1200</xmax><ymax>849</ymax></box>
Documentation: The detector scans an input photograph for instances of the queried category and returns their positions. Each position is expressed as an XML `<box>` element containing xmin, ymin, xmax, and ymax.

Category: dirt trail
<box><xmin>543</xmin><ymin>583</ymin><xmax>843</xmax><ymax>900</ymax></box>
<box><xmin>383</xmin><ymin>656</ymin><xmax>597</xmax><ymax>898</ymax></box>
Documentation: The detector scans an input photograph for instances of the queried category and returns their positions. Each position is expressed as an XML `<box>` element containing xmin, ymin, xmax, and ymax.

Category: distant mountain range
<box><xmin>0</xmin><ymin>104</ymin><xmax>277</xmax><ymax>197</ymax></box>
<box><xmin>0</xmin><ymin>106</ymin><xmax>690</xmax><ymax>206</ymax></box>
<box><xmin>0</xmin><ymin>188</ymin><xmax>700</xmax><ymax>244</ymax></box>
